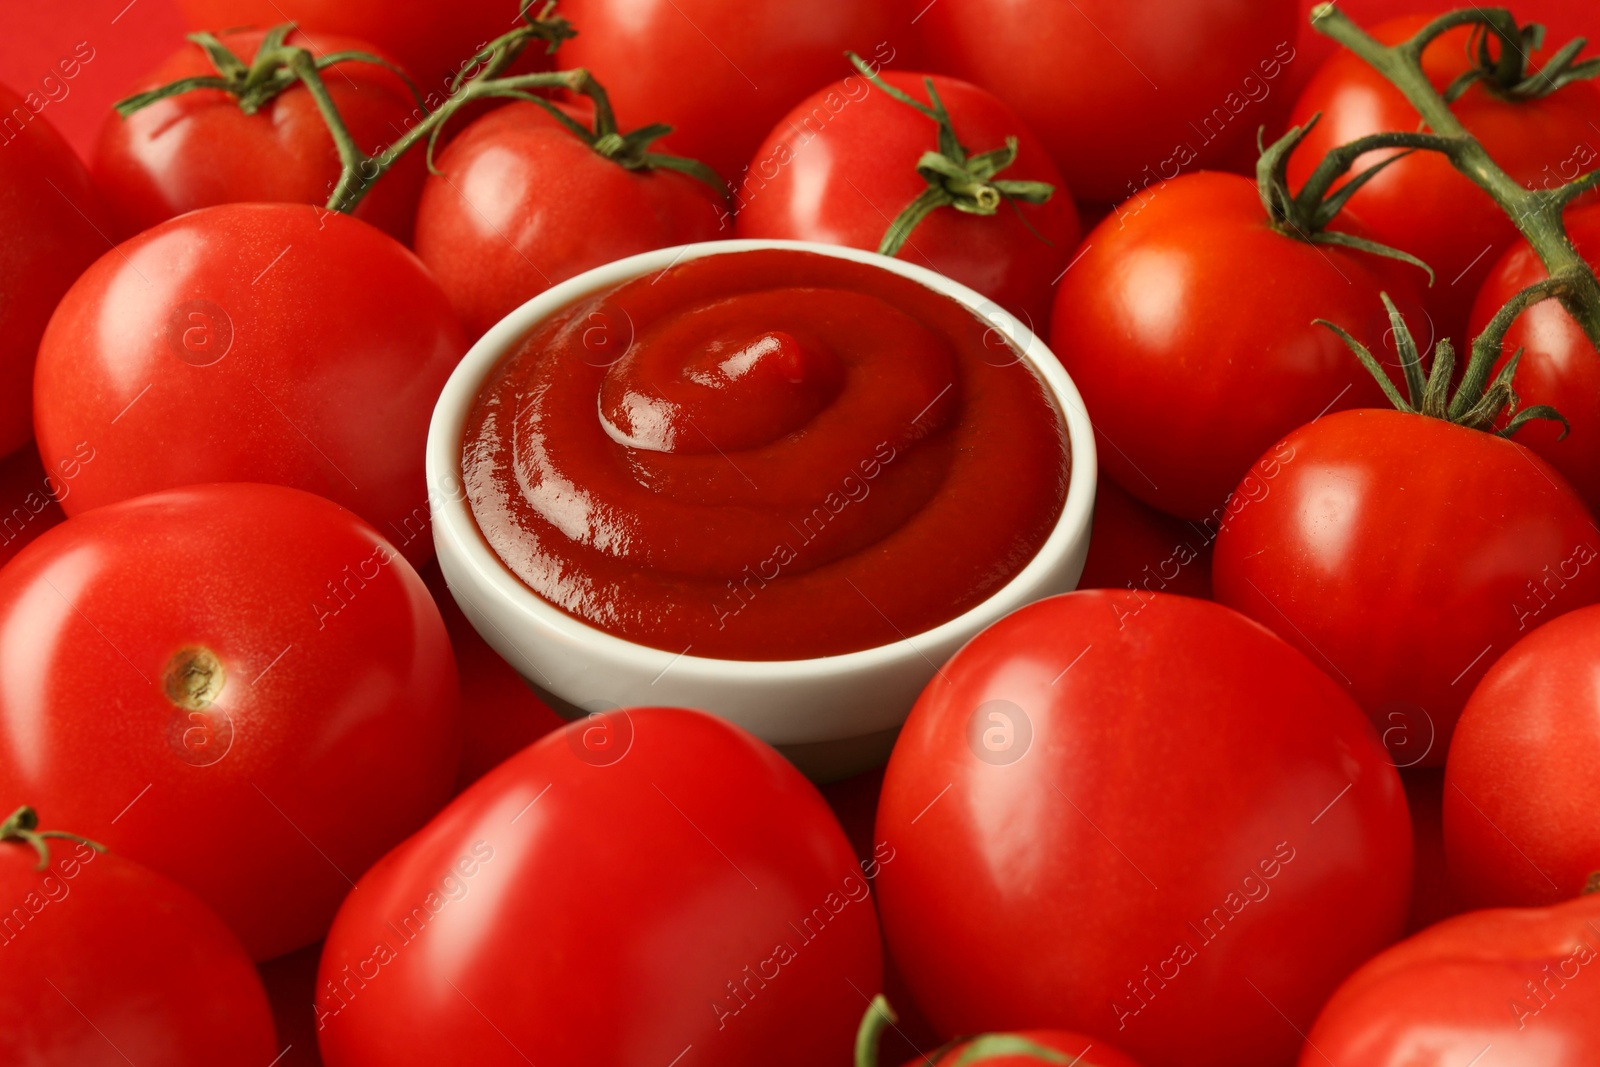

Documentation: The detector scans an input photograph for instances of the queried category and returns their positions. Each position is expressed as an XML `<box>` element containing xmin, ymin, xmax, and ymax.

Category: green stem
<box><xmin>1310</xmin><ymin>4</ymin><xmax>1600</xmax><ymax>352</ymax></box>
<box><xmin>0</xmin><ymin>806</ymin><xmax>106</xmax><ymax>872</ymax></box>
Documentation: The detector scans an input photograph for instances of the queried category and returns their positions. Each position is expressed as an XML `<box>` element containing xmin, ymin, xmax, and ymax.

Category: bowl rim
<box><xmin>426</xmin><ymin>238</ymin><xmax>1098</xmax><ymax>681</ymax></box>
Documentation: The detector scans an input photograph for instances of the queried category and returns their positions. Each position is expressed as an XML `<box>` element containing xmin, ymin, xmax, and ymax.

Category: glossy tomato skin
<box><xmin>735</xmin><ymin>70</ymin><xmax>1078</xmax><ymax>330</ymax></box>
<box><xmin>1289</xmin><ymin>16</ymin><xmax>1600</xmax><ymax>342</ymax></box>
<box><xmin>413</xmin><ymin>102</ymin><xmax>724</xmax><ymax>338</ymax></box>
<box><xmin>1215</xmin><ymin>410</ymin><xmax>1600</xmax><ymax>767</ymax></box>
<box><xmin>875</xmin><ymin>591</ymin><xmax>1411</xmax><ymax>1067</ymax></box>
<box><xmin>317</xmin><ymin>707</ymin><xmax>881</xmax><ymax>1067</ymax></box>
<box><xmin>176</xmin><ymin>0</ymin><xmax>528</xmax><ymax>94</ymax></box>
<box><xmin>916</xmin><ymin>0</ymin><xmax>1298</xmax><ymax>205</ymax></box>
<box><xmin>556</xmin><ymin>0</ymin><xmax>899</xmax><ymax>182</ymax></box>
<box><xmin>0</xmin><ymin>832</ymin><xmax>277</xmax><ymax>1065</ymax></box>
<box><xmin>1301</xmin><ymin>892</ymin><xmax>1600</xmax><ymax>1065</ymax></box>
<box><xmin>1052</xmin><ymin>171</ymin><xmax>1414</xmax><ymax>519</ymax></box>
<box><xmin>1469</xmin><ymin>203</ymin><xmax>1600</xmax><ymax>513</ymax></box>
<box><xmin>1444</xmin><ymin>604</ymin><xmax>1600</xmax><ymax>909</ymax></box>
<box><xmin>0</xmin><ymin>83</ymin><xmax>107</xmax><ymax>459</ymax></box>
<box><xmin>901</xmin><ymin>1031</ymin><xmax>1146</xmax><ymax>1067</ymax></box>
<box><xmin>1076</xmin><ymin>476</ymin><xmax>1212</xmax><ymax>600</ymax></box>
<box><xmin>93</xmin><ymin>28</ymin><xmax>427</xmax><ymax>243</ymax></box>
<box><xmin>33</xmin><ymin>203</ymin><xmax>466</xmax><ymax>566</ymax></box>
<box><xmin>0</xmin><ymin>484</ymin><xmax>461</xmax><ymax>960</ymax></box>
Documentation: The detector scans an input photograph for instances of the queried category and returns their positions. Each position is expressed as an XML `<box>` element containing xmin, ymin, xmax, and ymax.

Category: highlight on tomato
<box><xmin>94</xmin><ymin>26</ymin><xmax>428</xmax><ymax>242</ymax></box>
<box><xmin>0</xmin><ymin>483</ymin><xmax>461</xmax><ymax>960</ymax></box>
<box><xmin>1468</xmin><ymin>201</ymin><xmax>1600</xmax><ymax>514</ymax></box>
<box><xmin>1444</xmin><ymin>603</ymin><xmax>1600</xmax><ymax>909</ymax></box>
<box><xmin>1301</xmin><ymin>888</ymin><xmax>1600</xmax><ymax>1065</ymax></box>
<box><xmin>735</xmin><ymin>55</ymin><xmax>1078</xmax><ymax>331</ymax></box>
<box><xmin>317</xmin><ymin>707</ymin><xmax>881</xmax><ymax>1067</ymax></box>
<box><xmin>0</xmin><ymin>806</ymin><xmax>279</xmax><ymax>1066</ymax></box>
<box><xmin>32</xmin><ymin>202</ymin><xmax>465</xmax><ymax>566</ymax></box>
<box><xmin>1213</xmin><ymin>296</ymin><xmax>1600</xmax><ymax>766</ymax></box>
<box><xmin>1288</xmin><ymin>13</ymin><xmax>1600</xmax><ymax>339</ymax></box>
<box><xmin>874</xmin><ymin>591</ymin><xmax>1411</xmax><ymax>1067</ymax></box>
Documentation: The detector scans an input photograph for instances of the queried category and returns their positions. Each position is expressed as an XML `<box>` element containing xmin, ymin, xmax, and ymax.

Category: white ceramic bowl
<box><xmin>427</xmin><ymin>239</ymin><xmax>1097</xmax><ymax>758</ymax></box>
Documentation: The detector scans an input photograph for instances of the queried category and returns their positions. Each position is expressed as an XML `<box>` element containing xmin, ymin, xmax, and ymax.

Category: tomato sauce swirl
<box><xmin>462</xmin><ymin>249</ymin><xmax>1068</xmax><ymax>659</ymax></box>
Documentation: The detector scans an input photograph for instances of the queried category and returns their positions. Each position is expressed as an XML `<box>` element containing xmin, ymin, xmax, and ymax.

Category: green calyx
<box><xmin>1255</xmin><ymin>116</ymin><xmax>1435</xmax><ymax>285</ymax></box>
<box><xmin>845</xmin><ymin>53</ymin><xmax>1055</xmax><ymax>258</ymax></box>
<box><xmin>1317</xmin><ymin>291</ymin><xmax>1567</xmax><ymax>439</ymax></box>
<box><xmin>490</xmin><ymin>69</ymin><xmax>726</xmax><ymax>197</ymax></box>
<box><xmin>853</xmin><ymin>995</ymin><xmax>1088</xmax><ymax>1067</ymax></box>
<box><xmin>1444</xmin><ymin>16</ymin><xmax>1600</xmax><ymax>102</ymax></box>
<box><xmin>114</xmin><ymin>23</ymin><xmax>423</xmax><ymax>119</ymax></box>
<box><xmin>0</xmin><ymin>806</ymin><xmax>106</xmax><ymax>872</ymax></box>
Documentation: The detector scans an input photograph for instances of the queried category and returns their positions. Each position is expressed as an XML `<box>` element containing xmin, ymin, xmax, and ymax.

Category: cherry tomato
<box><xmin>0</xmin><ymin>81</ymin><xmax>107</xmax><ymax>459</ymax></box>
<box><xmin>0</xmin><ymin>446</ymin><xmax>67</xmax><ymax>571</ymax></box>
<box><xmin>1468</xmin><ymin>203</ymin><xmax>1600</xmax><ymax>514</ymax></box>
<box><xmin>175</xmin><ymin>0</ymin><xmax>528</xmax><ymax>94</ymax></box>
<box><xmin>1213</xmin><ymin>408</ymin><xmax>1600</xmax><ymax>767</ymax></box>
<box><xmin>316</xmin><ymin>707</ymin><xmax>881</xmax><ymax>1067</ymax></box>
<box><xmin>734</xmin><ymin>70</ymin><xmax>1079</xmax><ymax>331</ymax></box>
<box><xmin>556</xmin><ymin>0</ymin><xmax>899</xmax><ymax>182</ymax></box>
<box><xmin>92</xmin><ymin>28</ymin><xmax>427</xmax><ymax>244</ymax></box>
<box><xmin>1444</xmin><ymin>603</ymin><xmax>1600</xmax><ymax>909</ymax></box>
<box><xmin>413</xmin><ymin>101</ymin><xmax>724</xmax><ymax>339</ymax></box>
<box><xmin>1052</xmin><ymin>171</ymin><xmax>1416</xmax><ymax>519</ymax></box>
<box><xmin>0</xmin><ymin>808</ymin><xmax>278</xmax><ymax>1066</ymax></box>
<box><xmin>421</xmin><ymin>562</ymin><xmax>565</xmax><ymax>791</ymax></box>
<box><xmin>33</xmin><ymin>203</ymin><xmax>465</xmax><ymax>566</ymax></box>
<box><xmin>1302</xmin><ymin>890</ymin><xmax>1600</xmax><ymax>1065</ymax></box>
<box><xmin>1288</xmin><ymin>15</ymin><xmax>1600</xmax><ymax>341</ymax></box>
<box><xmin>915</xmin><ymin>0</ymin><xmax>1298</xmax><ymax>205</ymax></box>
<box><xmin>874</xmin><ymin>591</ymin><xmax>1411</xmax><ymax>1067</ymax></box>
<box><xmin>1076</xmin><ymin>477</ymin><xmax>1212</xmax><ymax>600</ymax></box>
<box><xmin>1286</xmin><ymin>0</ymin><xmax>1600</xmax><ymax>104</ymax></box>
<box><xmin>0</xmin><ymin>483</ymin><xmax>461</xmax><ymax>960</ymax></box>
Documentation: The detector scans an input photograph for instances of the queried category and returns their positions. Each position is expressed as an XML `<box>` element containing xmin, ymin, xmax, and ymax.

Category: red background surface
<box><xmin>4</xmin><ymin>0</ymin><xmax>1596</xmax><ymax>169</ymax></box>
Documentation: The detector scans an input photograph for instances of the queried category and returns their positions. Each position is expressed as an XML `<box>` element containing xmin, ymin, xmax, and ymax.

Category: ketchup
<box><xmin>462</xmin><ymin>249</ymin><xmax>1067</xmax><ymax>660</ymax></box>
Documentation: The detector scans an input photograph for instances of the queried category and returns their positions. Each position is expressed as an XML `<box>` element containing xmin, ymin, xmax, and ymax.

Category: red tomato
<box><xmin>1288</xmin><ymin>16</ymin><xmax>1600</xmax><ymax>341</ymax></box>
<box><xmin>1302</xmin><ymin>891</ymin><xmax>1600</xmax><ymax>1065</ymax></box>
<box><xmin>316</xmin><ymin>707</ymin><xmax>881</xmax><ymax>1067</ymax></box>
<box><xmin>915</xmin><ymin>0</ymin><xmax>1298</xmax><ymax>205</ymax></box>
<box><xmin>413</xmin><ymin>101</ymin><xmax>724</xmax><ymax>339</ymax></box>
<box><xmin>175</xmin><ymin>0</ymin><xmax>529</xmax><ymax>94</ymax></box>
<box><xmin>1468</xmin><ymin>203</ymin><xmax>1600</xmax><ymax>513</ymax></box>
<box><xmin>1213</xmin><ymin>409</ymin><xmax>1600</xmax><ymax>767</ymax></box>
<box><xmin>734</xmin><ymin>70</ymin><xmax>1079</xmax><ymax>331</ymax></box>
<box><xmin>420</xmin><ymin>562</ymin><xmax>565</xmax><ymax>791</ymax></box>
<box><xmin>1077</xmin><ymin>462</ymin><xmax>1212</xmax><ymax>599</ymax></box>
<box><xmin>0</xmin><ymin>82</ymin><xmax>107</xmax><ymax>458</ymax></box>
<box><xmin>92</xmin><ymin>28</ymin><xmax>427</xmax><ymax>243</ymax></box>
<box><xmin>1444</xmin><ymin>604</ymin><xmax>1600</xmax><ymax>909</ymax></box>
<box><xmin>874</xmin><ymin>591</ymin><xmax>1411</xmax><ymax>1067</ymax></box>
<box><xmin>556</xmin><ymin>0</ymin><xmax>899</xmax><ymax>182</ymax></box>
<box><xmin>900</xmin><ymin>1035</ymin><xmax>1143</xmax><ymax>1067</ymax></box>
<box><xmin>0</xmin><ymin>484</ymin><xmax>460</xmax><ymax>960</ymax></box>
<box><xmin>0</xmin><ymin>808</ymin><xmax>278</xmax><ymax>1065</ymax></box>
<box><xmin>0</xmin><ymin>446</ymin><xmax>67</xmax><ymax>571</ymax></box>
<box><xmin>1286</xmin><ymin>0</ymin><xmax>1600</xmax><ymax>104</ymax></box>
<box><xmin>1052</xmin><ymin>171</ymin><xmax>1416</xmax><ymax>519</ymax></box>
<box><xmin>32</xmin><ymin>203</ymin><xmax>465</xmax><ymax>566</ymax></box>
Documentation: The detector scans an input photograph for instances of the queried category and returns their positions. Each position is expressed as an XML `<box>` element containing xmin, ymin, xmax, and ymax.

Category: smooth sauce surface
<box><xmin>463</xmin><ymin>249</ymin><xmax>1068</xmax><ymax>660</ymax></box>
